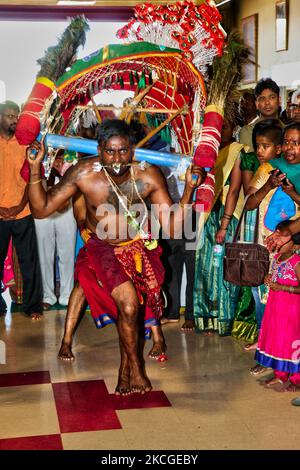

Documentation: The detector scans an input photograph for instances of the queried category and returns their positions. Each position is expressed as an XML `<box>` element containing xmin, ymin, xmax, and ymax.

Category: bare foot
<box><xmin>202</xmin><ymin>329</ymin><xmax>215</xmax><ymax>336</ymax></box>
<box><xmin>244</xmin><ymin>341</ymin><xmax>258</xmax><ymax>351</ymax></box>
<box><xmin>58</xmin><ymin>342</ymin><xmax>75</xmax><ymax>361</ymax></box>
<box><xmin>264</xmin><ymin>378</ymin><xmax>283</xmax><ymax>388</ymax></box>
<box><xmin>130</xmin><ymin>369</ymin><xmax>152</xmax><ymax>394</ymax></box>
<box><xmin>30</xmin><ymin>312</ymin><xmax>43</xmax><ymax>320</ymax></box>
<box><xmin>115</xmin><ymin>366</ymin><xmax>131</xmax><ymax>396</ymax></box>
<box><xmin>274</xmin><ymin>382</ymin><xmax>300</xmax><ymax>393</ymax></box>
<box><xmin>148</xmin><ymin>340</ymin><xmax>166</xmax><ymax>359</ymax></box>
<box><xmin>181</xmin><ymin>320</ymin><xmax>195</xmax><ymax>331</ymax></box>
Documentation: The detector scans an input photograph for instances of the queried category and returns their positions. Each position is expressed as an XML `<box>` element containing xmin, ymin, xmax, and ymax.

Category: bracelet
<box><xmin>220</xmin><ymin>227</ymin><xmax>228</xmax><ymax>231</ymax></box>
<box><xmin>223</xmin><ymin>214</ymin><xmax>231</xmax><ymax>220</ymax></box>
<box><xmin>28</xmin><ymin>179</ymin><xmax>42</xmax><ymax>185</ymax></box>
<box><xmin>290</xmin><ymin>286</ymin><xmax>295</xmax><ymax>293</ymax></box>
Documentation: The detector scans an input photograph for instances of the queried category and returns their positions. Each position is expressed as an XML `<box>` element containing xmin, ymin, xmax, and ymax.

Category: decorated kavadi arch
<box><xmin>15</xmin><ymin>1</ymin><xmax>247</xmax><ymax>213</ymax></box>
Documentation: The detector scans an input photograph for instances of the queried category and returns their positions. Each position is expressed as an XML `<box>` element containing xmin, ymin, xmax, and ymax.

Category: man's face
<box><xmin>0</xmin><ymin>107</ymin><xmax>19</xmax><ymax>135</ymax></box>
<box><xmin>282</xmin><ymin>129</ymin><xmax>300</xmax><ymax>164</ymax></box>
<box><xmin>255</xmin><ymin>88</ymin><xmax>280</xmax><ymax>118</ymax></box>
<box><xmin>99</xmin><ymin>135</ymin><xmax>133</xmax><ymax>177</ymax></box>
<box><xmin>290</xmin><ymin>95</ymin><xmax>300</xmax><ymax>123</ymax></box>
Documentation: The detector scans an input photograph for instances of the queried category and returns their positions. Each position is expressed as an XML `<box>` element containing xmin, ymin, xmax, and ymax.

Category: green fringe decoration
<box><xmin>160</xmin><ymin>125</ymin><xmax>171</xmax><ymax>144</ymax></box>
<box><xmin>119</xmin><ymin>75</ymin><xmax>124</xmax><ymax>89</ymax></box>
<box><xmin>134</xmin><ymin>70</ymin><xmax>139</xmax><ymax>84</ymax></box>
<box><xmin>129</xmin><ymin>71</ymin><xmax>134</xmax><ymax>88</ymax></box>
<box><xmin>138</xmin><ymin>70</ymin><xmax>146</xmax><ymax>89</ymax></box>
<box><xmin>37</xmin><ymin>15</ymin><xmax>89</xmax><ymax>82</ymax></box>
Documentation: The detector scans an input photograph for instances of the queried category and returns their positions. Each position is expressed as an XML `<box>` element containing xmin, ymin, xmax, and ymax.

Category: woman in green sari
<box><xmin>193</xmin><ymin>118</ymin><xmax>246</xmax><ymax>336</ymax></box>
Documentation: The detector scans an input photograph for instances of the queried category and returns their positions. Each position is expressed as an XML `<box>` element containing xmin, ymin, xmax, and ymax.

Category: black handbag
<box><xmin>223</xmin><ymin>207</ymin><xmax>270</xmax><ymax>287</ymax></box>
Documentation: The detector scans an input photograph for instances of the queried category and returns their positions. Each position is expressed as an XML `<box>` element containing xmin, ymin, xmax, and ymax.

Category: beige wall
<box><xmin>237</xmin><ymin>0</ymin><xmax>300</xmax><ymax>88</ymax></box>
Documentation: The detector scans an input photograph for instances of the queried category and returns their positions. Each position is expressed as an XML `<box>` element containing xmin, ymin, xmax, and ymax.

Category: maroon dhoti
<box><xmin>75</xmin><ymin>235</ymin><xmax>164</xmax><ymax>338</ymax></box>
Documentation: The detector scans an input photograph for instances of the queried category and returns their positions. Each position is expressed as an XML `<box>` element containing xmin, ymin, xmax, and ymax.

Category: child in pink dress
<box><xmin>255</xmin><ymin>220</ymin><xmax>300</xmax><ymax>391</ymax></box>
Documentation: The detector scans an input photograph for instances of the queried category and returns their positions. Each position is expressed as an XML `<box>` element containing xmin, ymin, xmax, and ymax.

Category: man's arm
<box><xmin>72</xmin><ymin>192</ymin><xmax>86</xmax><ymax>229</ymax></box>
<box><xmin>148</xmin><ymin>164</ymin><xmax>206</xmax><ymax>238</ymax></box>
<box><xmin>26</xmin><ymin>142</ymin><xmax>79</xmax><ymax>218</ymax></box>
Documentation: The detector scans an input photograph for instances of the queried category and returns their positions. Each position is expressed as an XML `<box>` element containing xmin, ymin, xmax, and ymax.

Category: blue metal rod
<box><xmin>43</xmin><ymin>133</ymin><xmax>191</xmax><ymax>168</ymax></box>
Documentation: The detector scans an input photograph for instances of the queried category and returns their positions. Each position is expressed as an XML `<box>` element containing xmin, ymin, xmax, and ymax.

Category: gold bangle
<box><xmin>220</xmin><ymin>227</ymin><xmax>228</xmax><ymax>231</ymax></box>
<box><xmin>28</xmin><ymin>179</ymin><xmax>42</xmax><ymax>185</ymax></box>
<box><xmin>290</xmin><ymin>286</ymin><xmax>295</xmax><ymax>293</ymax></box>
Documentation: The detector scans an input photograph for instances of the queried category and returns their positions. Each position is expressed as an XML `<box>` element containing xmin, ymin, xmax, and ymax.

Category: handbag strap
<box><xmin>232</xmin><ymin>199</ymin><xmax>259</xmax><ymax>243</ymax></box>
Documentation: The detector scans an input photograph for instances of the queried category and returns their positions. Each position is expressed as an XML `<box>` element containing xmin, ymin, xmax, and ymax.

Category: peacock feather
<box><xmin>37</xmin><ymin>15</ymin><xmax>90</xmax><ymax>81</ymax></box>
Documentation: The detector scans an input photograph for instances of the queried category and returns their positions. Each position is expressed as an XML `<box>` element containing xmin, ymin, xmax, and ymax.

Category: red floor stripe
<box><xmin>111</xmin><ymin>390</ymin><xmax>172</xmax><ymax>409</ymax></box>
<box><xmin>52</xmin><ymin>380</ymin><xmax>121</xmax><ymax>433</ymax></box>
<box><xmin>0</xmin><ymin>434</ymin><xmax>63</xmax><ymax>450</ymax></box>
<box><xmin>0</xmin><ymin>371</ymin><xmax>51</xmax><ymax>387</ymax></box>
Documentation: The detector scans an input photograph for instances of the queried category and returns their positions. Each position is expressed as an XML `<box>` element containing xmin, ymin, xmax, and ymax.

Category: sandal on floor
<box><xmin>249</xmin><ymin>364</ymin><xmax>266</xmax><ymax>375</ymax></box>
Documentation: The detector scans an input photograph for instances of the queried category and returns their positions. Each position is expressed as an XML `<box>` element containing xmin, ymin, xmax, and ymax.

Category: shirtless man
<box><xmin>58</xmin><ymin>192</ymin><xmax>167</xmax><ymax>363</ymax></box>
<box><xmin>27</xmin><ymin>119</ymin><xmax>205</xmax><ymax>394</ymax></box>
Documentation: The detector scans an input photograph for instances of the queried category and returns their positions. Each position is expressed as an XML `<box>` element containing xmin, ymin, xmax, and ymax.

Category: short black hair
<box><xmin>254</xmin><ymin>78</ymin><xmax>280</xmax><ymax>99</ymax></box>
<box><xmin>284</xmin><ymin>122</ymin><xmax>300</xmax><ymax>134</ymax></box>
<box><xmin>276</xmin><ymin>220</ymin><xmax>300</xmax><ymax>245</ymax></box>
<box><xmin>252</xmin><ymin>118</ymin><xmax>283</xmax><ymax>151</ymax></box>
<box><xmin>0</xmin><ymin>100</ymin><xmax>19</xmax><ymax>114</ymax></box>
<box><xmin>97</xmin><ymin>119</ymin><xmax>136</xmax><ymax>146</ymax></box>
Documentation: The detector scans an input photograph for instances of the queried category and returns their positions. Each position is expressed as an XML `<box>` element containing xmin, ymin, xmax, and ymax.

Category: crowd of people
<box><xmin>1</xmin><ymin>77</ymin><xmax>300</xmax><ymax>405</ymax></box>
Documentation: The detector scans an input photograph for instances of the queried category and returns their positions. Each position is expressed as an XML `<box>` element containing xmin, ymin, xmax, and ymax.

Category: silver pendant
<box><xmin>112</xmin><ymin>163</ymin><xmax>121</xmax><ymax>174</ymax></box>
<box><xmin>92</xmin><ymin>162</ymin><xmax>103</xmax><ymax>172</ymax></box>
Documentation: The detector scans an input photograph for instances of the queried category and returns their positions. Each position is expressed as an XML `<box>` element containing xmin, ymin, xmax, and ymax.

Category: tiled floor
<box><xmin>0</xmin><ymin>306</ymin><xmax>300</xmax><ymax>450</ymax></box>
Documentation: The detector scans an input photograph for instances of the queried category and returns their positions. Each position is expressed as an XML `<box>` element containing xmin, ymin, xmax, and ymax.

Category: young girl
<box><xmin>255</xmin><ymin>220</ymin><xmax>300</xmax><ymax>391</ymax></box>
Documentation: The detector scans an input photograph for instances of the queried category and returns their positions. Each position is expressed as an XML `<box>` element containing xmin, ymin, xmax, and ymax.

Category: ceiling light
<box><xmin>57</xmin><ymin>1</ymin><xmax>97</xmax><ymax>6</ymax></box>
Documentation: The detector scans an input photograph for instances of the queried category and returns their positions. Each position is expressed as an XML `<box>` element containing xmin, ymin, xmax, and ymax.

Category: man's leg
<box><xmin>58</xmin><ymin>281</ymin><xmax>86</xmax><ymax>361</ymax></box>
<box><xmin>160</xmin><ymin>238</ymin><xmax>183</xmax><ymax>323</ymax></box>
<box><xmin>181</xmin><ymin>242</ymin><xmax>196</xmax><ymax>331</ymax></box>
<box><xmin>34</xmin><ymin>217</ymin><xmax>56</xmax><ymax>307</ymax></box>
<box><xmin>55</xmin><ymin>208</ymin><xmax>77</xmax><ymax>306</ymax></box>
<box><xmin>115</xmin><ymin>337</ymin><xmax>131</xmax><ymax>396</ymax></box>
<box><xmin>112</xmin><ymin>280</ymin><xmax>152</xmax><ymax>394</ymax></box>
<box><xmin>0</xmin><ymin>220</ymin><xmax>12</xmax><ymax>314</ymax></box>
<box><xmin>148</xmin><ymin>325</ymin><xmax>166</xmax><ymax>359</ymax></box>
<box><xmin>12</xmin><ymin>216</ymin><xmax>43</xmax><ymax>320</ymax></box>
